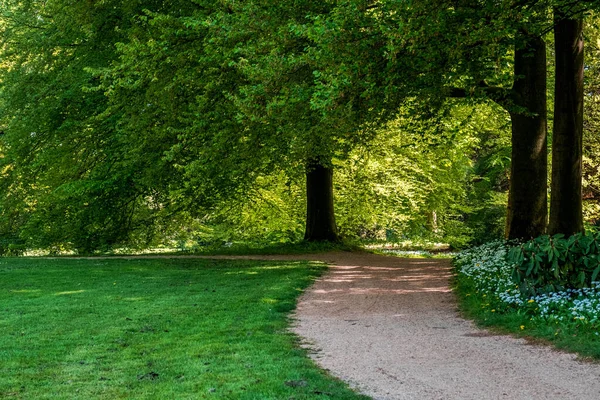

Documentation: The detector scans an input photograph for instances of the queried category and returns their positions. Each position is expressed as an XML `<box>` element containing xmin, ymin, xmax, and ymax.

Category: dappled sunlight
<box><xmin>314</xmin><ymin>289</ymin><xmax>346</xmax><ymax>294</ymax></box>
<box><xmin>225</xmin><ymin>270</ymin><xmax>259</xmax><ymax>275</ymax></box>
<box><xmin>323</xmin><ymin>278</ymin><xmax>356</xmax><ymax>283</ymax></box>
<box><xmin>361</xmin><ymin>266</ymin><xmax>403</xmax><ymax>271</ymax></box>
<box><xmin>299</xmin><ymin>258</ymin><xmax>455</xmax><ymax>299</ymax></box>
<box><xmin>54</xmin><ymin>290</ymin><xmax>86</xmax><ymax>296</ymax></box>
<box><xmin>388</xmin><ymin>274</ymin><xmax>452</xmax><ymax>282</ymax></box>
<box><xmin>349</xmin><ymin>287</ymin><xmax>451</xmax><ymax>294</ymax></box>
<box><xmin>123</xmin><ymin>297</ymin><xmax>145</xmax><ymax>301</ymax></box>
<box><xmin>314</xmin><ymin>287</ymin><xmax>451</xmax><ymax>295</ymax></box>
<box><xmin>331</xmin><ymin>265</ymin><xmax>362</xmax><ymax>270</ymax></box>
<box><xmin>331</xmin><ymin>271</ymin><xmax>371</xmax><ymax>277</ymax></box>
<box><xmin>324</xmin><ymin>273</ymin><xmax>374</xmax><ymax>284</ymax></box>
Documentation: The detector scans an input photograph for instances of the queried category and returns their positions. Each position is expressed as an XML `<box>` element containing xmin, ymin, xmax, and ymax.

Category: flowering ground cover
<box><xmin>454</xmin><ymin>241</ymin><xmax>600</xmax><ymax>359</ymax></box>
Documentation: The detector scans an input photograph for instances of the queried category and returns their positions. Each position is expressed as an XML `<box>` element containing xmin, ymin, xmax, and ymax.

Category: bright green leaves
<box><xmin>0</xmin><ymin>1</ymin><xmax>191</xmax><ymax>252</ymax></box>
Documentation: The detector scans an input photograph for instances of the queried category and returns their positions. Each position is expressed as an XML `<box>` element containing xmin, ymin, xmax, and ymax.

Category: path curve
<box><xmin>202</xmin><ymin>251</ymin><xmax>600</xmax><ymax>400</ymax></box>
<box><xmin>71</xmin><ymin>251</ymin><xmax>600</xmax><ymax>398</ymax></box>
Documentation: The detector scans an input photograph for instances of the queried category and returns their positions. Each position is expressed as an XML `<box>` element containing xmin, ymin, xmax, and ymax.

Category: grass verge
<box><xmin>0</xmin><ymin>257</ymin><xmax>370</xmax><ymax>399</ymax></box>
<box><xmin>453</xmin><ymin>272</ymin><xmax>600</xmax><ymax>360</ymax></box>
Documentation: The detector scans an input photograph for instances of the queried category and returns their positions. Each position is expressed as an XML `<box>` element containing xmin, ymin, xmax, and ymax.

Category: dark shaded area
<box><xmin>506</xmin><ymin>33</ymin><xmax>548</xmax><ymax>240</ymax></box>
<box><xmin>549</xmin><ymin>12</ymin><xmax>585</xmax><ymax>236</ymax></box>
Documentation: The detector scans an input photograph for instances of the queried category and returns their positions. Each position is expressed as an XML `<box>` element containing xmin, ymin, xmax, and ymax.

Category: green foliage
<box><xmin>333</xmin><ymin>100</ymin><xmax>509</xmax><ymax>247</ymax></box>
<box><xmin>508</xmin><ymin>233</ymin><xmax>600</xmax><ymax>296</ymax></box>
<box><xmin>0</xmin><ymin>0</ymin><xmax>165</xmax><ymax>253</ymax></box>
<box><xmin>0</xmin><ymin>238</ymin><xmax>25</xmax><ymax>257</ymax></box>
<box><xmin>1</xmin><ymin>1</ymin><xmax>599</xmax><ymax>252</ymax></box>
<box><xmin>203</xmin><ymin>173</ymin><xmax>306</xmax><ymax>244</ymax></box>
<box><xmin>0</xmin><ymin>257</ymin><xmax>369</xmax><ymax>399</ymax></box>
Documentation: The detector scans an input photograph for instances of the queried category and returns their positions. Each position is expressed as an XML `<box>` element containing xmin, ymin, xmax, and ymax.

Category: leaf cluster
<box><xmin>508</xmin><ymin>232</ymin><xmax>600</xmax><ymax>296</ymax></box>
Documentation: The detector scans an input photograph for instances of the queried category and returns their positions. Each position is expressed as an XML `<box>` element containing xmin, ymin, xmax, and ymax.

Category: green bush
<box><xmin>508</xmin><ymin>232</ymin><xmax>600</xmax><ymax>296</ymax></box>
<box><xmin>0</xmin><ymin>238</ymin><xmax>26</xmax><ymax>257</ymax></box>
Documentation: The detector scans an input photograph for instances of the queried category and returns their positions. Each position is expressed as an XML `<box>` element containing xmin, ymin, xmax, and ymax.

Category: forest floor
<box><xmin>194</xmin><ymin>251</ymin><xmax>600</xmax><ymax>400</ymax></box>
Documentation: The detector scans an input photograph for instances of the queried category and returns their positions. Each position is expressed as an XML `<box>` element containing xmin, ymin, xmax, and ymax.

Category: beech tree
<box><xmin>212</xmin><ymin>1</ymin><xmax>348</xmax><ymax>242</ymax></box>
<box><xmin>305</xmin><ymin>1</ymin><xmax>550</xmax><ymax>240</ymax></box>
<box><xmin>0</xmin><ymin>0</ymin><xmax>199</xmax><ymax>252</ymax></box>
<box><xmin>105</xmin><ymin>1</ymin><xmax>344</xmax><ymax>242</ymax></box>
<box><xmin>441</xmin><ymin>6</ymin><xmax>549</xmax><ymax>241</ymax></box>
<box><xmin>549</xmin><ymin>5</ymin><xmax>585</xmax><ymax>236</ymax></box>
<box><xmin>582</xmin><ymin>13</ymin><xmax>600</xmax><ymax>223</ymax></box>
<box><xmin>505</xmin><ymin>32</ymin><xmax>548</xmax><ymax>239</ymax></box>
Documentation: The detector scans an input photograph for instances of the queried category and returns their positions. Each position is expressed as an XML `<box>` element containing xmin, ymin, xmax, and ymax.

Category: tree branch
<box><xmin>447</xmin><ymin>81</ymin><xmax>512</xmax><ymax>110</ymax></box>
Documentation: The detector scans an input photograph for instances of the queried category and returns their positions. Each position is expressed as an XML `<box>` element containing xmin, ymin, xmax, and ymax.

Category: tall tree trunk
<box><xmin>548</xmin><ymin>12</ymin><xmax>584</xmax><ymax>236</ymax></box>
<box><xmin>304</xmin><ymin>159</ymin><xmax>339</xmax><ymax>242</ymax></box>
<box><xmin>506</xmin><ymin>32</ymin><xmax>548</xmax><ymax>240</ymax></box>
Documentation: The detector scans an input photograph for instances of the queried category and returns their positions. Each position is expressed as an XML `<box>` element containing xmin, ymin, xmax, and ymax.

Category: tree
<box><xmin>214</xmin><ymin>1</ymin><xmax>345</xmax><ymax>242</ymax></box>
<box><xmin>582</xmin><ymin>12</ymin><xmax>600</xmax><ymax>223</ymax></box>
<box><xmin>306</xmin><ymin>0</ymin><xmax>550</xmax><ymax>240</ymax></box>
<box><xmin>505</xmin><ymin>31</ymin><xmax>548</xmax><ymax>239</ymax></box>
<box><xmin>0</xmin><ymin>0</ymin><xmax>195</xmax><ymax>252</ymax></box>
<box><xmin>106</xmin><ymin>1</ymin><xmax>342</xmax><ymax>242</ymax></box>
<box><xmin>548</xmin><ymin>6</ymin><xmax>585</xmax><ymax>236</ymax></box>
<box><xmin>304</xmin><ymin>160</ymin><xmax>338</xmax><ymax>241</ymax></box>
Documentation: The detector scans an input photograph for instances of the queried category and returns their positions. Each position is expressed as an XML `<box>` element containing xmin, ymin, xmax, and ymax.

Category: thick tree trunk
<box><xmin>304</xmin><ymin>159</ymin><xmax>339</xmax><ymax>242</ymax></box>
<box><xmin>505</xmin><ymin>33</ymin><xmax>548</xmax><ymax>240</ymax></box>
<box><xmin>548</xmin><ymin>13</ymin><xmax>584</xmax><ymax>236</ymax></box>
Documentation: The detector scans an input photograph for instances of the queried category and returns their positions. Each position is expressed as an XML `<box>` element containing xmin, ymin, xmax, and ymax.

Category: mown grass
<box><xmin>0</xmin><ymin>257</ymin><xmax>370</xmax><ymax>399</ymax></box>
<box><xmin>453</xmin><ymin>274</ymin><xmax>600</xmax><ymax>360</ymax></box>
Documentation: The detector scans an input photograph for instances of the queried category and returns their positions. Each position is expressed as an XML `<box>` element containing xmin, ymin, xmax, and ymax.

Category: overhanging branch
<box><xmin>447</xmin><ymin>81</ymin><xmax>512</xmax><ymax>110</ymax></box>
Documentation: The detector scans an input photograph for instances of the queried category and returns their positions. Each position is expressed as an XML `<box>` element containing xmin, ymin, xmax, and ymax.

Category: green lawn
<box><xmin>0</xmin><ymin>257</ymin><xmax>369</xmax><ymax>399</ymax></box>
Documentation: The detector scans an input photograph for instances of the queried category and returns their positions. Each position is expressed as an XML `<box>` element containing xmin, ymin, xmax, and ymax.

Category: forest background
<box><xmin>1</xmin><ymin>0</ymin><xmax>599</xmax><ymax>255</ymax></box>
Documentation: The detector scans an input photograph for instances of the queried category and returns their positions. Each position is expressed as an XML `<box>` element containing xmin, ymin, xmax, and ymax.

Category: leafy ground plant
<box><xmin>454</xmin><ymin>242</ymin><xmax>600</xmax><ymax>359</ymax></box>
<box><xmin>0</xmin><ymin>257</ymin><xmax>369</xmax><ymax>399</ymax></box>
<box><xmin>508</xmin><ymin>233</ymin><xmax>600</xmax><ymax>295</ymax></box>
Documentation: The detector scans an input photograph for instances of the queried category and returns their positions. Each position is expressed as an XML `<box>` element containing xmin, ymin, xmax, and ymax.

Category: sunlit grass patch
<box><xmin>0</xmin><ymin>258</ymin><xmax>369</xmax><ymax>399</ymax></box>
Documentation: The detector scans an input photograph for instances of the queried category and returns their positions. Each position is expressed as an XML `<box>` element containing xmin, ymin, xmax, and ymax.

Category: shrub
<box><xmin>508</xmin><ymin>233</ymin><xmax>600</xmax><ymax>296</ymax></box>
<box><xmin>0</xmin><ymin>238</ymin><xmax>26</xmax><ymax>257</ymax></box>
<box><xmin>454</xmin><ymin>242</ymin><xmax>600</xmax><ymax>357</ymax></box>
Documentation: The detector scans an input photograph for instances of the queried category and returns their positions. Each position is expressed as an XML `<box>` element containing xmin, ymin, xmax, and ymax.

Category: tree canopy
<box><xmin>1</xmin><ymin>0</ymin><xmax>600</xmax><ymax>253</ymax></box>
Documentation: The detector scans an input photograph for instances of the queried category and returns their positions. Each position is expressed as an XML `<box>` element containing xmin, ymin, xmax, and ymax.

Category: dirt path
<box><xmin>197</xmin><ymin>251</ymin><xmax>600</xmax><ymax>400</ymax></box>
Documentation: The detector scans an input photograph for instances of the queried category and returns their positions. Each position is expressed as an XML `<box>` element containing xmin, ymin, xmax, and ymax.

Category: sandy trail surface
<box><xmin>198</xmin><ymin>251</ymin><xmax>600</xmax><ymax>400</ymax></box>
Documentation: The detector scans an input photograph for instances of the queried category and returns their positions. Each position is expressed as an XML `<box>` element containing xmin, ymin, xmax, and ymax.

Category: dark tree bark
<box><xmin>304</xmin><ymin>159</ymin><xmax>339</xmax><ymax>242</ymax></box>
<box><xmin>505</xmin><ymin>32</ymin><xmax>548</xmax><ymax>240</ymax></box>
<box><xmin>548</xmin><ymin>12</ymin><xmax>584</xmax><ymax>236</ymax></box>
<box><xmin>447</xmin><ymin>33</ymin><xmax>548</xmax><ymax>240</ymax></box>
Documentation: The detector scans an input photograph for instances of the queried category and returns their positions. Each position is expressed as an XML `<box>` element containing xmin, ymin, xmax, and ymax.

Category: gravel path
<box><xmin>216</xmin><ymin>252</ymin><xmax>600</xmax><ymax>400</ymax></box>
